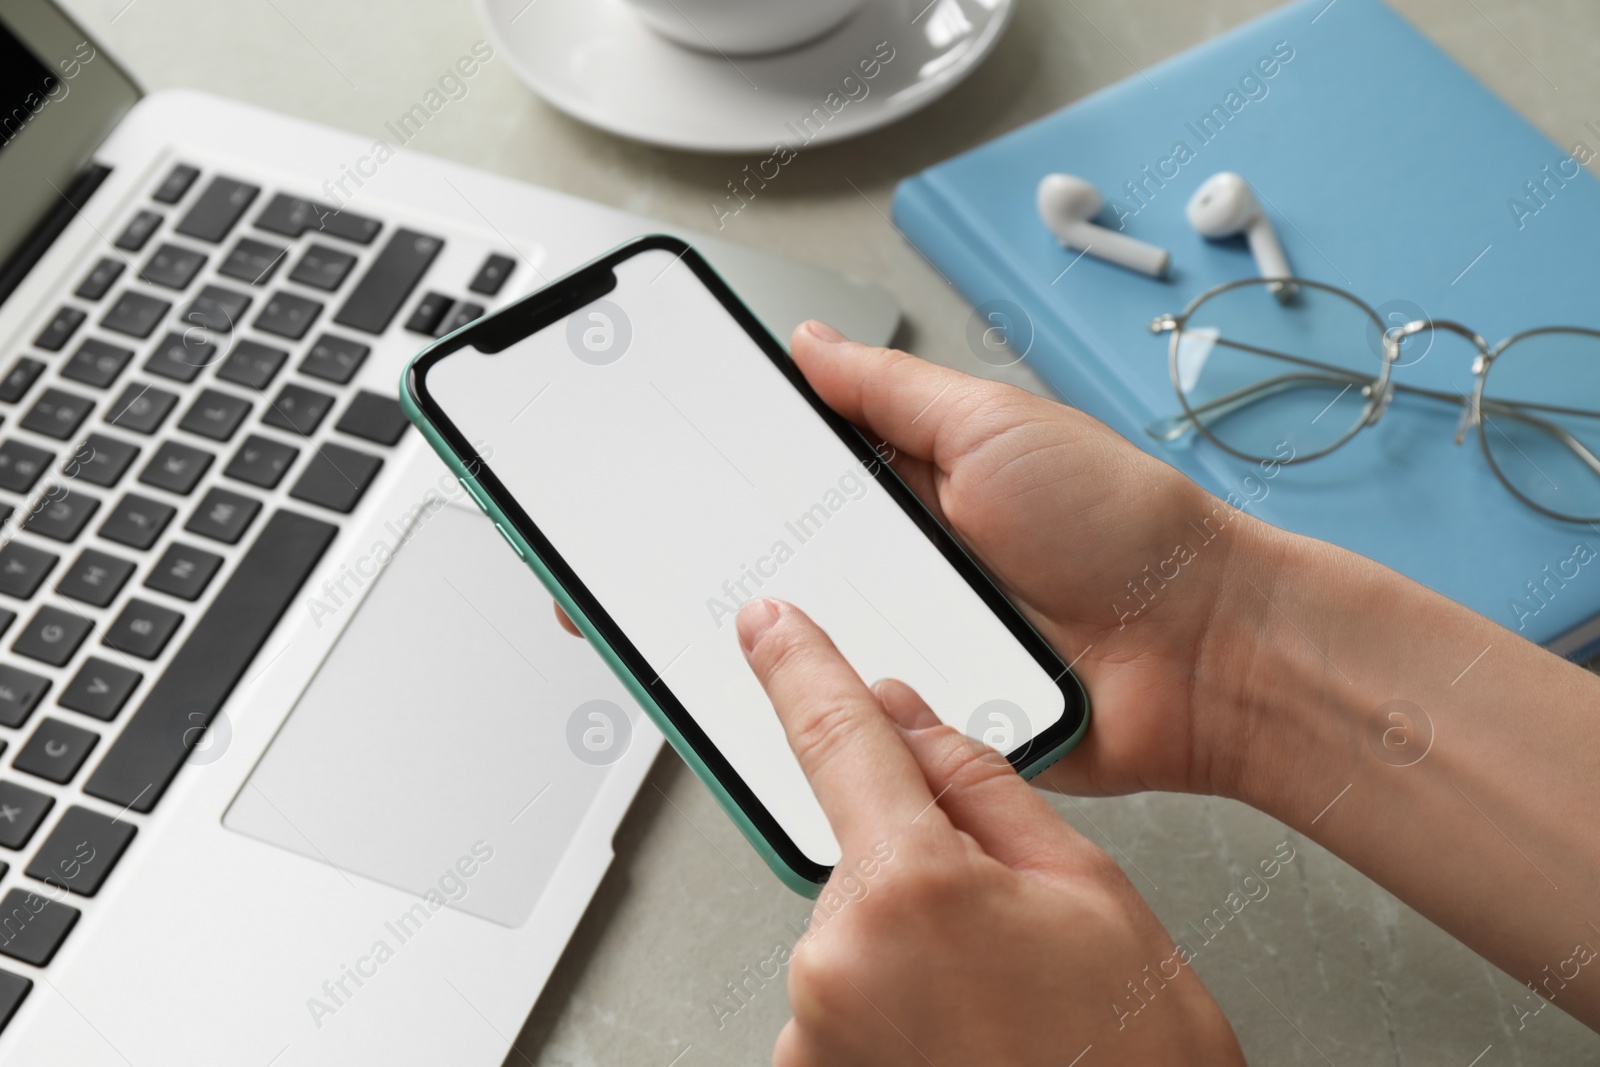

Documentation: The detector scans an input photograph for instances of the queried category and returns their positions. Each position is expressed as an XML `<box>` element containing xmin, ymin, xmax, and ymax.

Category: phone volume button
<box><xmin>493</xmin><ymin>522</ymin><xmax>526</xmax><ymax>559</ymax></box>
<box><xmin>459</xmin><ymin>476</ymin><xmax>491</xmax><ymax>512</ymax></box>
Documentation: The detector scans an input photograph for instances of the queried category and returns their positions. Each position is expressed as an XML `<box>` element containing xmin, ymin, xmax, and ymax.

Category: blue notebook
<box><xmin>893</xmin><ymin>0</ymin><xmax>1600</xmax><ymax>654</ymax></box>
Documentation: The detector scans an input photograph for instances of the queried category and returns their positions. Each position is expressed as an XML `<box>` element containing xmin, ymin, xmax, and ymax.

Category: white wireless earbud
<box><xmin>1186</xmin><ymin>172</ymin><xmax>1295</xmax><ymax>301</ymax></box>
<box><xmin>1036</xmin><ymin>173</ymin><xmax>1171</xmax><ymax>279</ymax></box>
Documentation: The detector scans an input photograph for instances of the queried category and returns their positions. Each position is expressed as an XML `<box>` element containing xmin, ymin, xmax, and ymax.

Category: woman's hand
<box><xmin>735</xmin><ymin>597</ymin><xmax>1245</xmax><ymax>1067</ymax></box>
<box><xmin>786</xmin><ymin>320</ymin><xmax>1281</xmax><ymax>801</ymax></box>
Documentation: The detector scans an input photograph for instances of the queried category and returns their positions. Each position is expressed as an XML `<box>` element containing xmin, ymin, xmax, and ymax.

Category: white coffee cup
<box><xmin>622</xmin><ymin>0</ymin><xmax>866</xmax><ymax>56</ymax></box>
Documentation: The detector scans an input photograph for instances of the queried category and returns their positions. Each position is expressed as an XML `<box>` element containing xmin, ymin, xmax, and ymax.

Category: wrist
<box><xmin>1187</xmin><ymin>512</ymin><xmax>1394</xmax><ymax>814</ymax></box>
<box><xmin>1177</xmin><ymin>497</ymin><xmax>1600</xmax><ymax>1031</ymax></box>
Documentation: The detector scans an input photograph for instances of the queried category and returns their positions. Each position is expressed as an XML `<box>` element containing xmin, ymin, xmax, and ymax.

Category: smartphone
<box><xmin>402</xmin><ymin>235</ymin><xmax>1089</xmax><ymax>893</ymax></box>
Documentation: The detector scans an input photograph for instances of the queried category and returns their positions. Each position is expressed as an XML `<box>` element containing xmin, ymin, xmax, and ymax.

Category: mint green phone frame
<box><xmin>401</xmin><ymin>235</ymin><xmax>1090</xmax><ymax>896</ymax></box>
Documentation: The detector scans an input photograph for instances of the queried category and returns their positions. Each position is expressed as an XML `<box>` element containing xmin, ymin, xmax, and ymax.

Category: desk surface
<box><xmin>61</xmin><ymin>0</ymin><xmax>1600</xmax><ymax>1062</ymax></box>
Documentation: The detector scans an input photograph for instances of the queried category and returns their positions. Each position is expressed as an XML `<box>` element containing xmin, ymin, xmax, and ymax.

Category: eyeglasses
<box><xmin>1147</xmin><ymin>277</ymin><xmax>1600</xmax><ymax>523</ymax></box>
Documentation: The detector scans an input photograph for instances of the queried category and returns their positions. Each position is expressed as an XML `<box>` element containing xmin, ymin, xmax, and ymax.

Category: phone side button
<box><xmin>459</xmin><ymin>476</ymin><xmax>490</xmax><ymax>512</ymax></box>
<box><xmin>493</xmin><ymin>522</ymin><xmax>526</xmax><ymax>560</ymax></box>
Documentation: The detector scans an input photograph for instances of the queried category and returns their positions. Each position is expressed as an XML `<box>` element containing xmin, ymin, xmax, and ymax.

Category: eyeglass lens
<box><xmin>1481</xmin><ymin>330</ymin><xmax>1600</xmax><ymax>522</ymax></box>
<box><xmin>1168</xmin><ymin>281</ymin><xmax>1387</xmax><ymax>460</ymax></box>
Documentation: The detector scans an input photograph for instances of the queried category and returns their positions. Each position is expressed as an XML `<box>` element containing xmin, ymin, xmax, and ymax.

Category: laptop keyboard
<box><xmin>0</xmin><ymin>159</ymin><xmax>514</xmax><ymax>1026</ymax></box>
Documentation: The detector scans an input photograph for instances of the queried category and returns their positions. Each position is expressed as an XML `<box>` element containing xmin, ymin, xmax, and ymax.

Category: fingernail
<box><xmin>803</xmin><ymin>319</ymin><xmax>846</xmax><ymax>343</ymax></box>
<box><xmin>873</xmin><ymin>678</ymin><xmax>940</xmax><ymax>729</ymax></box>
<box><xmin>736</xmin><ymin>598</ymin><xmax>781</xmax><ymax>656</ymax></box>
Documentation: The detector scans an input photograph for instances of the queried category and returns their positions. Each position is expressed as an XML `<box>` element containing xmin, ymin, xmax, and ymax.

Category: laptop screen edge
<box><xmin>0</xmin><ymin>0</ymin><xmax>140</xmax><ymax>298</ymax></box>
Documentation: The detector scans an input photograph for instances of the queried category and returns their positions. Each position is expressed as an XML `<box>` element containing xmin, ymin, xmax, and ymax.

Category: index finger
<box><xmin>736</xmin><ymin>598</ymin><xmax>937</xmax><ymax>850</ymax></box>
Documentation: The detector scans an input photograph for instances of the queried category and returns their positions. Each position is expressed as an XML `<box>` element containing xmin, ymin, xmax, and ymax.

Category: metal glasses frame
<box><xmin>1147</xmin><ymin>276</ymin><xmax>1600</xmax><ymax>523</ymax></box>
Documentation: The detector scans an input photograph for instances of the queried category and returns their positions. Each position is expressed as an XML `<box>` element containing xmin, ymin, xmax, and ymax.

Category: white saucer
<box><xmin>478</xmin><ymin>0</ymin><xmax>1015</xmax><ymax>153</ymax></box>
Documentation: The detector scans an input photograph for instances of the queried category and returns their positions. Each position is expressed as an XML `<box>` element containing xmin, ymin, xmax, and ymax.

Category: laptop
<box><xmin>0</xmin><ymin>2</ymin><xmax>900</xmax><ymax>1063</ymax></box>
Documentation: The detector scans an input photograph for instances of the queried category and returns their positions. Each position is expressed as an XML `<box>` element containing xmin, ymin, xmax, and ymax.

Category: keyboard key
<box><xmin>0</xmin><ymin>440</ymin><xmax>53</xmax><ymax>493</ymax></box>
<box><xmin>261</xmin><ymin>383</ymin><xmax>334</xmax><ymax>436</ymax></box>
<box><xmin>138</xmin><ymin>440</ymin><xmax>214</xmax><ymax>495</ymax></box>
<box><xmin>33</xmin><ymin>307</ymin><xmax>86</xmax><ymax>352</ymax></box>
<box><xmin>21</xmin><ymin>388</ymin><xmax>93</xmax><ymax>440</ymax></box>
<box><xmin>105</xmin><ymin>382</ymin><xmax>179</xmax><ymax>434</ymax></box>
<box><xmin>179</xmin><ymin>284</ymin><xmax>251</xmax><ymax>335</ymax></box>
<box><xmin>224</xmin><ymin>434</ymin><xmax>298</xmax><ymax>489</ymax></box>
<box><xmin>20</xmin><ymin>487</ymin><xmax>99</xmax><ymax>542</ymax></box>
<box><xmin>177</xmin><ymin>389</ymin><xmax>252</xmax><ymax>442</ymax></box>
<box><xmin>403</xmin><ymin>291</ymin><xmax>452</xmax><ymax>335</ymax></box>
<box><xmin>218</xmin><ymin>236</ymin><xmax>288</xmax><ymax>286</ymax></box>
<box><xmin>12</xmin><ymin>607</ymin><xmax>92</xmax><ymax>666</ymax></box>
<box><xmin>74</xmin><ymin>257</ymin><xmax>126</xmax><ymax>301</ymax></box>
<box><xmin>0</xmin><ymin>781</ymin><xmax>54</xmax><ymax>848</ymax></box>
<box><xmin>254</xmin><ymin>291</ymin><xmax>321</xmax><ymax>340</ymax></box>
<box><xmin>0</xmin><ymin>543</ymin><xmax>57</xmax><ymax>600</ymax></box>
<box><xmin>175</xmin><ymin>176</ymin><xmax>259</xmax><ymax>243</ymax></box>
<box><xmin>0</xmin><ymin>966</ymin><xmax>27</xmax><ymax>1036</ymax></box>
<box><xmin>26</xmin><ymin>806</ymin><xmax>136</xmax><ymax>896</ymax></box>
<box><xmin>0</xmin><ymin>358</ymin><xmax>45</xmax><ymax>404</ymax></box>
<box><xmin>216</xmin><ymin>339</ymin><xmax>288</xmax><ymax>392</ymax></box>
<box><xmin>0</xmin><ymin>667</ymin><xmax>50</xmax><ymax>729</ymax></box>
<box><xmin>300</xmin><ymin>334</ymin><xmax>368</xmax><ymax>385</ymax></box>
<box><xmin>185</xmin><ymin>487</ymin><xmax>260</xmax><ymax>544</ymax></box>
<box><xmin>437</xmin><ymin>300</ymin><xmax>485</xmax><ymax>336</ymax></box>
<box><xmin>13</xmin><ymin>719</ymin><xmax>97</xmax><ymax>784</ymax></box>
<box><xmin>56</xmin><ymin>439</ymin><xmax>98</xmax><ymax>483</ymax></box>
<box><xmin>139</xmin><ymin>242</ymin><xmax>207</xmax><ymax>290</ymax></box>
<box><xmin>0</xmin><ymin>968</ymin><xmax>29</xmax><ymax>1030</ymax></box>
<box><xmin>104</xmin><ymin>599</ymin><xmax>183</xmax><ymax>660</ymax></box>
<box><xmin>57</xmin><ymin>548</ymin><xmax>135</xmax><ymax>608</ymax></box>
<box><xmin>290</xmin><ymin>443</ymin><xmax>382</xmax><ymax>514</ymax></box>
<box><xmin>289</xmin><ymin>244</ymin><xmax>358</xmax><ymax>291</ymax></box>
<box><xmin>252</xmin><ymin>194</ymin><xmax>335</xmax><ymax>238</ymax></box>
<box><xmin>317</xmin><ymin>211</ymin><xmax>383</xmax><ymax>245</ymax></box>
<box><xmin>469</xmin><ymin>252</ymin><xmax>516</xmax><ymax>296</ymax></box>
<box><xmin>144</xmin><ymin>542</ymin><xmax>221</xmax><ymax>601</ymax></box>
<box><xmin>152</xmin><ymin>162</ymin><xmax>199</xmax><ymax>204</ymax></box>
<box><xmin>60</xmin><ymin>338</ymin><xmax>133</xmax><ymax>389</ymax></box>
<box><xmin>145</xmin><ymin>332</ymin><xmax>217</xmax><ymax>384</ymax></box>
<box><xmin>85</xmin><ymin>509</ymin><xmax>338</xmax><ymax>812</ymax></box>
<box><xmin>0</xmin><ymin>611</ymin><xmax>13</xmax><ymax>639</ymax></box>
<box><xmin>0</xmin><ymin>967</ymin><xmax>27</xmax><ymax>1032</ymax></box>
<box><xmin>98</xmin><ymin>493</ymin><xmax>175</xmax><ymax>550</ymax></box>
<box><xmin>255</xmin><ymin>194</ymin><xmax>380</xmax><ymax>244</ymax></box>
<box><xmin>0</xmin><ymin>888</ymin><xmax>79</xmax><ymax>966</ymax></box>
<box><xmin>335</xmin><ymin>391</ymin><xmax>409</xmax><ymax>446</ymax></box>
<box><xmin>101</xmin><ymin>290</ymin><xmax>170</xmax><ymax>339</ymax></box>
<box><xmin>64</xmin><ymin>432</ymin><xmax>139</xmax><ymax>488</ymax></box>
<box><xmin>113</xmin><ymin>209</ymin><xmax>162</xmax><ymax>252</ymax></box>
<box><xmin>59</xmin><ymin>658</ymin><xmax>143</xmax><ymax>721</ymax></box>
<box><xmin>334</xmin><ymin>229</ymin><xmax>443</xmax><ymax>334</ymax></box>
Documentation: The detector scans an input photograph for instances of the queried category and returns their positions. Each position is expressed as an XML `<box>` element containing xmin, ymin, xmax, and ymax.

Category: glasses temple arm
<box><xmin>1144</xmin><ymin>370</ymin><xmax>1371</xmax><ymax>442</ymax></box>
<box><xmin>1149</xmin><ymin>330</ymin><xmax>1600</xmax><ymax>464</ymax></box>
<box><xmin>1479</xmin><ymin>399</ymin><xmax>1600</xmax><ymax>478</ymax></box>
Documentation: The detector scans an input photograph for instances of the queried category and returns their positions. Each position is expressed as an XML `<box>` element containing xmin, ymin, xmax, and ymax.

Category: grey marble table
<box><xmin>57</xmin><ymin>0</ymin><xmax>1600</xmax><ymax>1062</ymax></box>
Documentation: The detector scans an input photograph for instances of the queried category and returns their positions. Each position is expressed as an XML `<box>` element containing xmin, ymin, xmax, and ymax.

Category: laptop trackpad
<box><xmin>224</xmin><ymin>500</ymin><xmax>644</xmax><ymax>927</ymax></box>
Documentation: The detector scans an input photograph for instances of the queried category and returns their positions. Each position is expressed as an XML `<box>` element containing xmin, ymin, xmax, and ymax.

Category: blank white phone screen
<box><xmin>427</xmin><ymin>249</ymin><xmax>1066</xmax><ymax>867</ymax></box>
